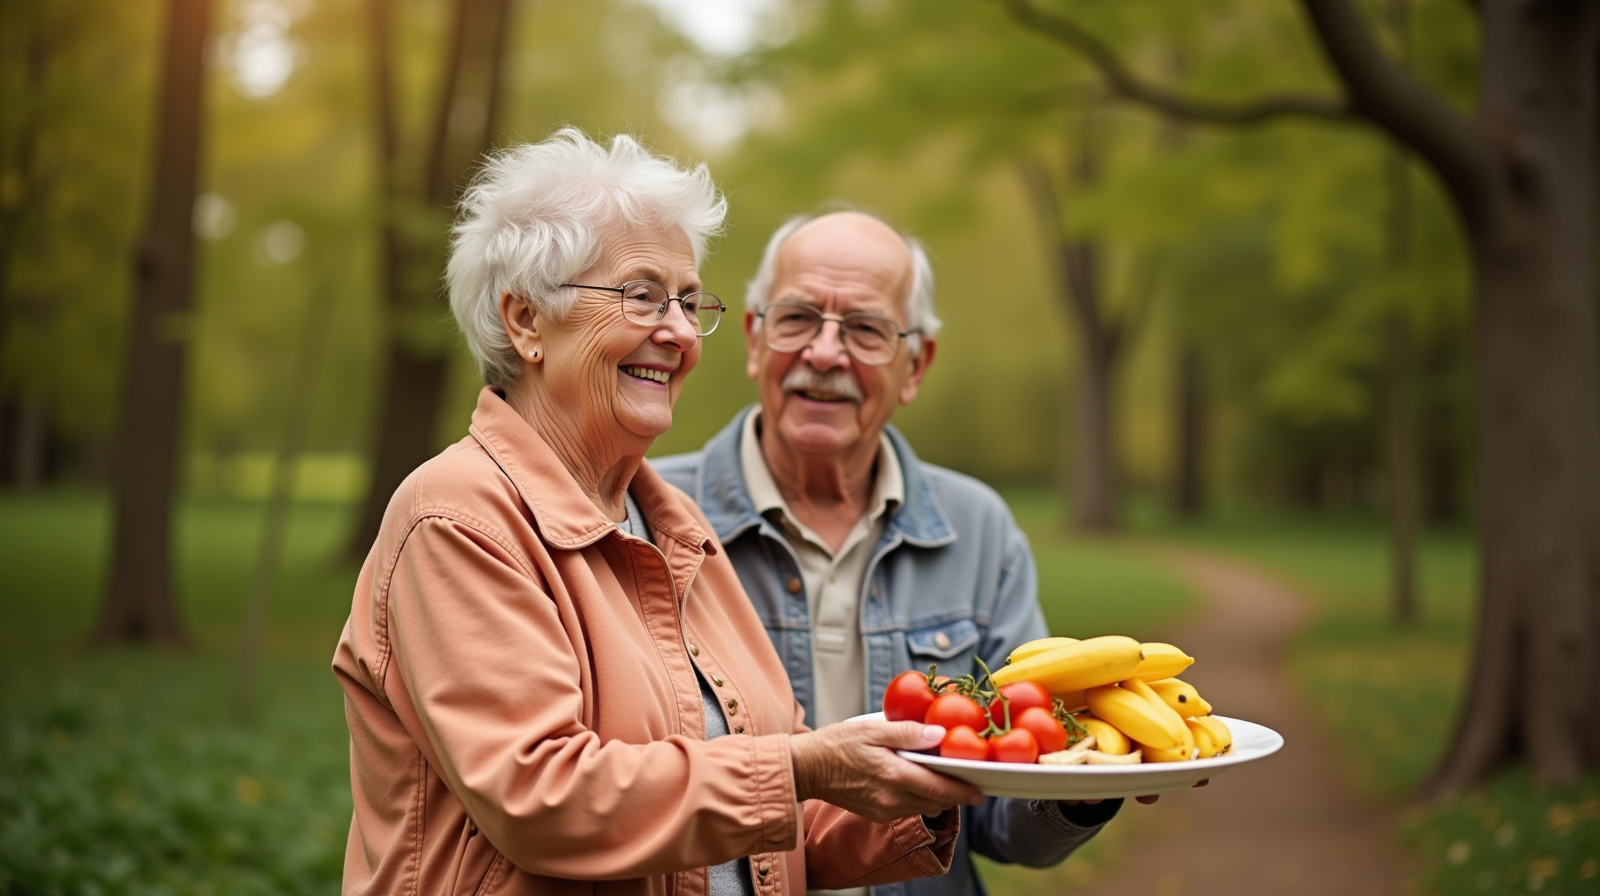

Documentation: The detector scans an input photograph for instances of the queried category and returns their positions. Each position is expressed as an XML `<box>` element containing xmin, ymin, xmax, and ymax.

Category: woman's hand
<box><xmin>790</xmin><ymin>720</ymin><xmax>986</xmax><ymax>822</ymax></box>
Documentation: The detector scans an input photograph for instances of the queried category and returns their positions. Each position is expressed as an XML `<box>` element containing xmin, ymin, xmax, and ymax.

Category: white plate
<box><xmin>848</xmin><ymin>712</ymin><xmax>1284</xmax><ymax>800</ymax></box>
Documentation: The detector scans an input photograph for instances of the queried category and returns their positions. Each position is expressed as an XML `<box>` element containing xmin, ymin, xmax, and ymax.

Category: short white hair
<box><xmin>447</xmin><ymin>128</ymin><xmax>728</xmax><ymax>384</ymax></box>
<box><xmin>745</xmin><ymin>212</ymin><xmax>942</xmax><ymax>349</ymax></box>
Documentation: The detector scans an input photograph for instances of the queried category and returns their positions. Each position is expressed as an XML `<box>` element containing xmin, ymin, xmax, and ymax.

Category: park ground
<box><xmin>1</xmin><ymin>492</ymin><xmax>1596</xmax><ymax>894</ymax></box>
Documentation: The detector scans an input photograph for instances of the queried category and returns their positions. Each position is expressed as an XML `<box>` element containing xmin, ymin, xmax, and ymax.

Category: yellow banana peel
<box><xmin>1005</xmin><ymin>636</ymin><xmax>1079</xmax><ymax>665</ymax></box>
<box><xmin>989</xmin><ymin>635</ymin><xmax>1143</xmax><ymax>694</ymax></box>
<box><xmin>1147</xmin><ymin>678</ymin><xmax>1212</xmax><ymax>718</ymax></box>
<box><xmin>1187</xmin><ymin>716</ymin><xmax>1232</xmax><ymax>757</ymax></box>
<box><xmin>1132</xmin><ymin>642</ymin><xmax>1195</xmax><ymax>681</ymax></box>
<box><xmin>1075</xmin><ymin>716</ymin><xmax>1131</xmax><ymax>755</ymax></box>
<box><xmin>1085</xmin><ymin>680</ymin><xmax>1187</xmax><ymax>750</ymax></box>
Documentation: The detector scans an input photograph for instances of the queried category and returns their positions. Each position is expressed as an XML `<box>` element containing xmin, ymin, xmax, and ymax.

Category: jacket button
<box><xmin>786</xmin><ymin>577</ymin><xmax>802</xmax><ymax>594</ymax></box>
<box><xmin>712</xmin><ymin>675</ymin><xmax>724</xmax><ymax>687</ymax></box>
<box><xmin>725</xmin><ymin>698</ymin><xmax>738</xmax><ymax>714</ymax></box>
<box><xmin>869</xmin><ymin>584</ymin><xmax>880</xmax><ymax>601</ymax></box>
<box><xmin>758</xmin><ymin>865</ymin><xmax>769</xmax><ymax>879</ymax></box>
<box><xmin>734</xmin><ymin>725</ymin><xmax>745</xmax><ymax>734</ymax></box>
<box><xmin>689</xmin><ymin>644</ymin><xmax>700</xmax><ymax>656</ymax></box>
<box><xmin>934</xmin><ymin>631</ymin><xmax>951</xmax><ymax>650</ymax></box>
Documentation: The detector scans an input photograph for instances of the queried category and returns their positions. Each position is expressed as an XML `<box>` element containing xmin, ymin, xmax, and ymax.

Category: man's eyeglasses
<box><xmin>755</xmin><ymin>301</ymin><xmax>912</xmax><ymax>366</ymax></box>
<box><xmin>561</xmin><ymin>280</ymin><xmax>725</xmax><ymax>336</ymax></box>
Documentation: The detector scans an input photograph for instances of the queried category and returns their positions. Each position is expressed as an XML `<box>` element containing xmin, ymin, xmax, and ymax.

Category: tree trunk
<box><xmin>1425</xmin><ymin>1</ymin><xmax>1600</xmax><ymax>790</ymax></box>
<box><xmin>5</xmin><ymin>395</ymin><xmax>48</xmax><ymax>489</ymax></box>
<box><xmin>93</xmin><ymin>0</ymin><xmax>211</xmax><ymax>646</ymax></box>
<box><xmin>1066</xmin><ymin>239</ymin><xmax>1119</xmax><ymax>532</ymax></box>
<box><xmin>1170</xmin><ymin>343</ymin><xmax>1205</xmax><ymax>518</ymax></box>
<box><xmin>345</xmin><ymin>0</ymin><xmax>513</xmax><ymax>561</ymax></box>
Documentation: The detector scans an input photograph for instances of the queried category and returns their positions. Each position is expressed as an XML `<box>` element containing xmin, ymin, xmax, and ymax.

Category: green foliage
<box><xmin>0</xmin><ymin>658</ymin><xmax>351</xmax><ymax>896</ymax></box>
<box><xmin>1402</xmin><ymin>771</ymin><xmax>1600</xmax><ymax>896</ymax></box>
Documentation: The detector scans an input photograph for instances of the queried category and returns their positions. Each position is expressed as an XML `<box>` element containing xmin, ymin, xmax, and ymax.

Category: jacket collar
<box><xmin>469</xmin><ymin>387</ymin><xmax>716</xmax><ymax>556</ymax></box>
<box><xmin>693</xmin><ymin>404</ymin><xmax>955</xmax><ymax>549</ymax></box>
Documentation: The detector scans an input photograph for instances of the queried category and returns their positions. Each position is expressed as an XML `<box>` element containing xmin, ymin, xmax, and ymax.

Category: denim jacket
<box><xmin>653</xmin><ymin>407</ymin><xmax>1120</xmax><ymax>896</ymax></box>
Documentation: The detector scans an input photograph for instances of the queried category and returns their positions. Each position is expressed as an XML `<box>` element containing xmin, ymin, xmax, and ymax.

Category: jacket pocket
<box><xmin>906</xmin><ymin>618</ymin><xmax>981</xmax><ymax>670</ymax></box>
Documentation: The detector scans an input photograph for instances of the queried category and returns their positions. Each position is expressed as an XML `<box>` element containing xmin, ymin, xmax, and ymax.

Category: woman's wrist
<box><xmin>789</xmin><ymin>732</ymin><xmax>822</xmax><ymax>802</ymax></box>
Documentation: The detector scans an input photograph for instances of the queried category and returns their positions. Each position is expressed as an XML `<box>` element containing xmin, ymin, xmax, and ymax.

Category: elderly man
<box><xmin>655</xmin><ymin>211</ymin><xmax>1121</xmax><ymax>896</ymax></box>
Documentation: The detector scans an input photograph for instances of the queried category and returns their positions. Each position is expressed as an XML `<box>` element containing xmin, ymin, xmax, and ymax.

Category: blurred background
<box><xmin>1</xmin><ymin>0</ymin><xmax>1595</xmax><ymax>894</ymax></box>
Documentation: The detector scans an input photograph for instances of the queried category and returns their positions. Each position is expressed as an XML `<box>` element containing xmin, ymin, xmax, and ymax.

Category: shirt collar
<box><xmin>738</xmin><ymin>408</ymin><xmax>904</xmax><ymax>527</ymax></box>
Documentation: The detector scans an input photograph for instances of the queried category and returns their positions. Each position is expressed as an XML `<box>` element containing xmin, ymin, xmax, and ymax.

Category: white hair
<box><xmin>745</xmin><ymin>211</ymin><xmax>942</xmax><ymax>351</ymax></box>
<box><xmin>447</xmin><ymin>128</ymin><xmax>728</xmax><ymax>384</ymax></box>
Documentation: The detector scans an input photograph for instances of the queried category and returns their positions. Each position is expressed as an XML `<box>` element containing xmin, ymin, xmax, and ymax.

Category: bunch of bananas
<box><xmin>997</xmin><ymin>635</ymin><xmax>1233</xmax><ymax>765</ymax></box>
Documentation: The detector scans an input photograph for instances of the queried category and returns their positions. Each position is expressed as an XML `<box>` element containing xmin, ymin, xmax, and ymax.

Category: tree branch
<box><xmin>1000</xmin><ymin>0</ymin><xmax>1356</xmax><ymax>126</ymax></box>
<box><xmin>1299</xmin><ymin>0</ymin><xmax>1494</xmax><ymax>228</ymax></box>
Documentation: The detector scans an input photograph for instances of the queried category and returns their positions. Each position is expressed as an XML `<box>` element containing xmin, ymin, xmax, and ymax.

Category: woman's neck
<box><xmin>502</xmin><ymin>383</ymin><xmax>644</xmax><ymax>522</ymax></box>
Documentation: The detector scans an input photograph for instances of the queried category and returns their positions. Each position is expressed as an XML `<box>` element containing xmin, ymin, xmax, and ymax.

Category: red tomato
<box><xmin>939</xmin><ymin>725</ymin><xmax>989</xmax><ymax>761</ymax></box>
<box><xmin>925</xmin><ymin>693</ymin><xmax>987</xmax><ymax>731</ymax></box>
<box><xmin>882</xmin><ymin>671</ymin><xmax>937</xmax><ymax>722</ymax></box>
<box><xmin>1013</xmin><ymin>706</ymin><xmax>1067</xmax><ymax>754</ymax></box>
<box><xmin>988</xmin><ymin>727</ymin><xmax>1040</xmax><ymax>764</ymax></box>
<box><xmin>986</xmin><ymin>681</ymin><xmax>1053</xmax><ymax>729</ymax></box>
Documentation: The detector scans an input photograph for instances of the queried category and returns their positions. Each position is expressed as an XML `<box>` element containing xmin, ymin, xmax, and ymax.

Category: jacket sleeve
<box><xmin>968</xmin><ymin>511</ymin><xmax>1122</xmax><ymax>865</ymax></box>
<box><xmin>382</xmin><ymin>515</ymin><xmax>798</xmax><ymax>879</ymax></box>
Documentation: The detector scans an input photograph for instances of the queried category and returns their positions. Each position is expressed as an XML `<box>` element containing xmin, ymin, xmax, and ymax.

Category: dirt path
<box><xmin>1073</xmin><ymin>550</ymin><xmax>1410</xmax><ymax>896</ymax></box>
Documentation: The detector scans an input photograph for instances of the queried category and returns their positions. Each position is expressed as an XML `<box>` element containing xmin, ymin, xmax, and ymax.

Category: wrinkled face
<box><xmin>537</xmin><ymin>224</ymin><xmax>702</xmax><ymax>449</ymax></box>
<box><xmin>744</xmin><ymin>213</ymin><xmax>934</xmax><ymax>460</ymax></box>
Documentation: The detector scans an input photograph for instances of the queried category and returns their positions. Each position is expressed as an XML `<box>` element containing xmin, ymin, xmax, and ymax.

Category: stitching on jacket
<box><xmin>624</xmin><ymin>544</ymin><xmax>690</xmax><ymax>737</ymax></box>
<box><xmin>408</xmin><ymin>749</ymin><xmax>426</xmax><ymax>896</ymax></box>
<box><xmin>371</xmin><ymin>463</ymin><xmax>433</xmax><ymax>686</ymax></box>
<box><xmin>473</xmin><ymin>852</ymin><xmax>505</xmax><ymax>896</ymax></box>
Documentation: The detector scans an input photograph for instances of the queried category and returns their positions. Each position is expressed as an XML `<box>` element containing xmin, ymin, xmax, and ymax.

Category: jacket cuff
<box><xmin>1035</xmin><ymin>797</ymin><xmax>1123</xmax><ymax>830</ymax></box>
<box><xmin>752</xmin><ymin>733</ymin><xmax>800</xmax><ymax>852</ymax></box>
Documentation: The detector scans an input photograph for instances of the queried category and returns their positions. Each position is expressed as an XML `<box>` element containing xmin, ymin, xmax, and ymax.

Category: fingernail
<box><xmin>922</xmin><ymin>725</ymin><xmax>946</xmax><ymax>741</ymax></box>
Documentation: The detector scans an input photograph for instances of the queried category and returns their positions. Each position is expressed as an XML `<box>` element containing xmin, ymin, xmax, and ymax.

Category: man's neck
<box><xmin>758</xmin><ymin>421</ymin><xmax>881</xmax><ymax>553</ymax></box>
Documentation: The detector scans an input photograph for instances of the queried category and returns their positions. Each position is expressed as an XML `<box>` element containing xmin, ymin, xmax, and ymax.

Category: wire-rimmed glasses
<box><xmin>756</xmin><ymin>301</ymin><xmax>912</xmax><ymax>366</ymax></box>
<box><xmin>561</xmin><ymin>280</ymin><xmax>725</xmax><ymax>336</ymax></box>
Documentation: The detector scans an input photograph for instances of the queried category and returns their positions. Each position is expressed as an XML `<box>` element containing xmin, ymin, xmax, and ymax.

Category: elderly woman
<box><xmin>333</xmin><ymin>129</ymin><xmax>982</xmax><ymax>896</ymax></box>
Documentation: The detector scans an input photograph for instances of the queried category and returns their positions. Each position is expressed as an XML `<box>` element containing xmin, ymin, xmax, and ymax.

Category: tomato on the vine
<box><xmin>1013</xmin><ymin>706</ymin><xmax>1068</xmax><ymax>754</ymax></box>
<box><xmin>986</xmin><ymin>681</ymin><xmax>1052</xmax><ymax>729</ymax></box>
<box><xmin>987</xmin><ymin>727</ymin><xmax>1040</xmax><ymax>764</ymax></box>
<box><xmin>882</xmin><ymin>670</ymin><xmax>937</xmax><ymax>722</ymax></box>
<box><xmin>925</xmin><ymin>693</ymin><xmax>987</xmax><ymax>731</ymax></box>
<box><xmin>939</xmin><ymin>725</ymin><xmax>989</xmax><ymax>761</ymax></box>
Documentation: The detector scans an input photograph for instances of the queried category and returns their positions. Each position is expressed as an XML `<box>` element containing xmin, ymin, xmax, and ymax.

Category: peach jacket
<box><xmin>333</xmin><ymin>388</ymin><xmax>957</xmax><ymax>896</ymax></box>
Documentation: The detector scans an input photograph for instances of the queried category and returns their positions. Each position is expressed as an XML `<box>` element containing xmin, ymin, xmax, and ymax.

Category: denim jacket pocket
<box><xmin>905</xmin><ymin>618</ymin><xmax>981</xmax><ymax>669</ymax></box>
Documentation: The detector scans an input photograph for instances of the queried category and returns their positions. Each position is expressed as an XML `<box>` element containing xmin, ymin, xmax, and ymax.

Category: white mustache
<box><xmin>782</xmin><ymin>366</ymin><xmax>864</xmax><ymax>402</ymax></box>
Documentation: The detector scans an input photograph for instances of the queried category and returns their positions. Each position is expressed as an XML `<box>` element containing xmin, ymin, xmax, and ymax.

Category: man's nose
<box><xmin>804</xmin><ymin>319</ymin><xmax>850</xmax><ymax>368</ymax></box>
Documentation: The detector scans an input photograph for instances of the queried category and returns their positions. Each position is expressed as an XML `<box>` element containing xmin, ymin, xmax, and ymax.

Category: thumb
<box><xmin>872</xmin><ymin>720</ymin><xmax>947</xmax><ymax>750</ymax></box>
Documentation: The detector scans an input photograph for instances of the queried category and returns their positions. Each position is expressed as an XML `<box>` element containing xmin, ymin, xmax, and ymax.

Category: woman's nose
<box><xmin>652</xmin><ymin>299</ymin><xmax>699</xmax><ymax>348</ymax></box>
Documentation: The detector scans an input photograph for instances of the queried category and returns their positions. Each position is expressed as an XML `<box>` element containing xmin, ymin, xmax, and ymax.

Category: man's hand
<box><xmin>791</xmin><ymin>720</ymin><xmax>986</xmax><ymax>822</ymax></box>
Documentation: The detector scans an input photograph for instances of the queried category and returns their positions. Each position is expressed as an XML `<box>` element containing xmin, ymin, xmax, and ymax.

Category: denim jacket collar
<box><xmin>690</xmin><ymin>405</ymin><xmax>956</xmax><ymax>550</ymax></box>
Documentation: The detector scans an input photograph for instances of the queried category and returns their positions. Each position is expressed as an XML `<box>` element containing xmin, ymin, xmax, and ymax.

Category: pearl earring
<box><xmin>529</xmin><ymin>349</ymin><xmax>539</xmax><ymax>360</ymax></box>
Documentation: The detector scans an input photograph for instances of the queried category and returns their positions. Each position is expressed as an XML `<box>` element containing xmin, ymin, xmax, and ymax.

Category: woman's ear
<box><xmin>500</xmin><ymin>291</ymin><xmax>543</xmax><ymax>362</ymax></box>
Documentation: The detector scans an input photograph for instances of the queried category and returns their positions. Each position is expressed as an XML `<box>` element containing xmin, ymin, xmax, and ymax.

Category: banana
<box><xmin>1085</xmin><ymin>679</ymin><xmax>1188</xmax><ymax>750</ymax></box>
<box><xmin>1132</xmin><ymin>643</ymin><xmax>1195</xmax><ymax>681</ymax></box>
<box><xmin>1187</xmin><ymin>716</ymin><xmax>1232</xmax><ymax>758</ymax></box>
<box><xmin>1146</xmin><ymin>678</ymin><xmax>1212</xmax><ymax>718</ymax></box>
<box><xmin>1005</xmin><ymin>636</ymin><xmax>1079</xmax><ymax>665</ymax></box>
<box><xmin>1056</xmin><ymin>690</ymin><xmax>1088</xmax><ymax>712</ymax></box>
<box><xmin>989</xmin><ymin>635</ymin><xmax>1144</xmax><ymax>694</ymax></box>
<box><xmin>1138</xmin><ymin>723</ymin><xmax>1197</xmax><ymax>762</ymax></box>
<box><xmin>1075</xmin><ymin>716</ymin><xmax>1131</xmax><ymax>755</ymax></box>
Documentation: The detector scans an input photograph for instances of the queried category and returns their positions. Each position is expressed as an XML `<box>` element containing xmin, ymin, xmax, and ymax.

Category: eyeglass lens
<box><xmin>619</xmin><ymin>280</ymin><xmax>722</xmax><ymax>335</ymax></box>
<box><xmin>764</xmin><ymin>303</ymin><xmax>902</xmax><ymax>365</ymax></box>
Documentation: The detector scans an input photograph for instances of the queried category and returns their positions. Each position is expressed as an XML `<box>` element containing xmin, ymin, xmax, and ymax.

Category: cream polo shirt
<box><xmin>739</xmin><ymin>410</ymin><xmax>903</xmax><ymax>729</ymax></box>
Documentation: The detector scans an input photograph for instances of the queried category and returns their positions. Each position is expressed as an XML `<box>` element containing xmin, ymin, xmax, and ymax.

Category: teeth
<box><xmin>622</xmin><ymin>366</ymin><xmax>670</xmax><ymax>384</ymax></box>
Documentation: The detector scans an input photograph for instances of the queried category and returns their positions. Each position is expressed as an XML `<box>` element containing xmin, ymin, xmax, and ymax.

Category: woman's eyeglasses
<box><xmin>561</xmin><ymin>280</ymin><xmax>725</xmax><ymax>336</ymax></box>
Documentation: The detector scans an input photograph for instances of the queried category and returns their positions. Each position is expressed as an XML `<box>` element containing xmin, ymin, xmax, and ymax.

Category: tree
<box><xmin>345</xmin><ymin>0</ymin><xmax>513</xmax><ymax>561</ymax></box>
<box><xmin>94</xmin><ymin>0</ymin><xmax>213</xmax><ymax>645</ymax></box>
<box><xmin>1003</xmin><ymin>0</ymin><xmax>1599</xmax><ymax>788</ymax></box>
